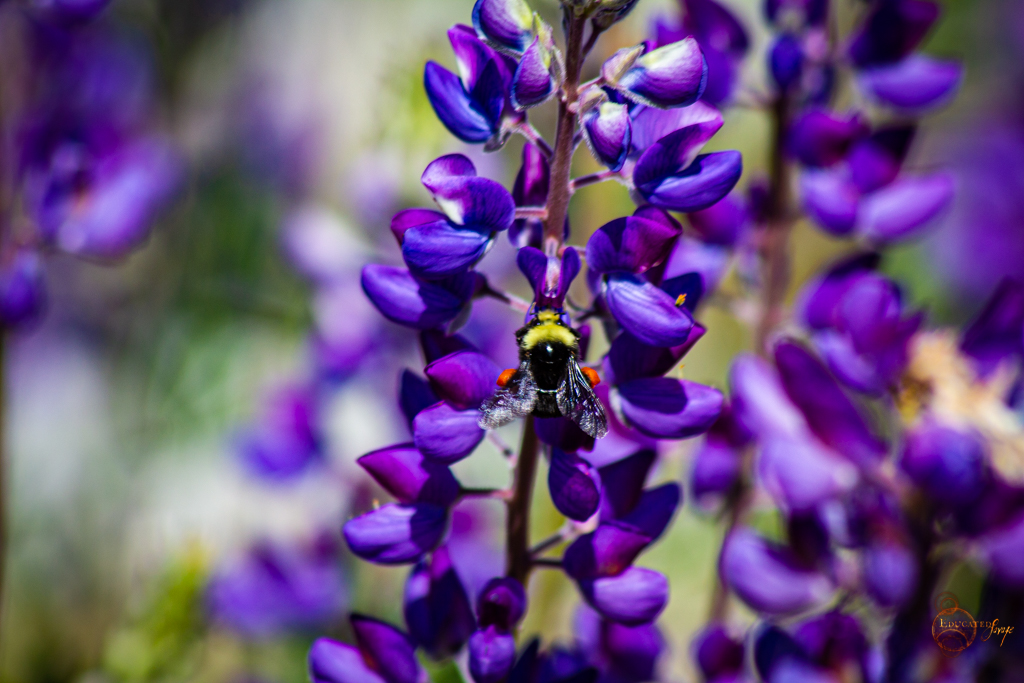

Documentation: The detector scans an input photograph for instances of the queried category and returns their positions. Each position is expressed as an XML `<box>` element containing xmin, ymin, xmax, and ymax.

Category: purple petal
<box><xmin>690</xmin><ymin>436</ymin><xmax>742</xmax><ymax>509</ymax></box>
<box><xmin>472</xmin><ymin>0</ymin><xmax>534</xmax><ymax>54</ymax></box>
<box><xmin>563</xmin><ymin>524</ymin><xmax>651</xmax><ymax>580</ymax></box>
<box><xmin>424</xmin><ymin>62</ymin><xmax>495</xmax><ymax>143</ymax></box>
<box><xmin>857</xmin><ymin>172</ymin><xmax>954</xmax><ymax>243</ymax></box>
<box><xmin>398</xmin><ymin>370</ymin><xmax>439</xmax><ymax>428</ymax></box>
<box><xmin>361</xmin><ymin>265</ymin><xmax>475</xmax><ymax>330</ymax></box>
<box><xmin>421</xmin><ymin>156</ymin><xmax>515</xmax><ymax>233</ymax></box>
<box><xmin>661</xmin><ymin>236</ymin><xmax>729</xmax><ymax>293</ymax></box>
<box><xmin>979</xmin><ymin>512</ymin><xmax>1024</xmax><ymax>586</ymax></box>
<box><xmin>848</xmin><ymin>0</ymin><xmax>940</xmax><ymax>67</ymax></box>
<box><xmin>403</xmin><ymin>547</ymin><xmax>476</xmax><ymax>659</ymax></box>
<box><xmin>863</xmin><ymin>541</ymin><xmax>918</xmax><ymax>607</ymax></box>
<box><xmin>517</xmin><ymin>246</ymin><xmax>581</xmax><ymax>309</ymax></box>
<box><xmin>535</xmin><ymin>416</ymin><xmax>595</xmax><ymax>453</ymax></box>
<box><xmin>847</xmin><ymin>126</ymin><xmax>916</xmax><ymax>193</ymax></box>
<box><xmin>425</xmin><ymin>350</ymin><xmax>502</xmax><ymax>409</ymax></box>
<box><xmin>469</xmin><ymin>626</ymin><xmax>517</xmax><ymax>683</ymax></box>
<box><xmin>549</xmin><ymin>449</ymin><xmax>602</xmax><ymax>522</ymax></box>
<box><xmin>236</xmin><ymin>386</ymin><xmax>322</xmax><ymax>481</ymax></box>
<box><xmin>597</xmin><ymin>616</ymin><xmax>665</xmax><ymax>683</ymax></box>
<box><xmin>357</xmin><ymin>444</ymin><xmax>461</xmax><ymax>507</ymax></box>
<box><xmin>512</xmin><ymin>37</ymin><xmax>554</xmax><ymax>109</ymax></box>
<box><xmin>603</xmin><ymin>273</ymin><xmax>694</xmax><ymax>347</ymax></box>
<box><xmin>960</xmin><ymin>278</ymin><xmax>1024</xmax><ymax>377</ymax></box>
<box><xmin>758</xmin><ymin>435</ymin><xmax>858</xmax><ymax>512</ymax></box>
<box><xmin>582</xmin><ymin>102</ymin><xmax>632</xmax><ymax>171</ymax></box>
<box><xmin>350</xmin><ymin>615</ymin><xmax>422</xmax><ymax>683</ymax></box>
<box><xmin>50</xmin><ymin>138</ymin><xmax>181</xmax><ymax>259</ymax></box>
<box><xmin>798</xmin><ymin>252</ymin><xmax>881</xmax><ymax>330</ymax></box>
<box><xmin>309</xmin><ymin>638</ymin><xmax>385</xmax><ymax>683</ymax></box>
<box><xmin>720</xmin><ymin>528</ymin><xmax>834</xmax><ymax>615</ymax></box>
<box><xmin>617</xmin><ymin>378</ymin><xmax>723</xmax><ymax>439</ymax></box>
<box><xmin>637</xmin><ymin>151</ymin><xmax>743</xmax><ymax>213</ymax></box>
<box><xmin>604</xmin><ymin>325</ymin><xmax>705</xmax><ymax>385</ymax></box>
<box><xmin>629</xmin><ymin>101</ymin><xmax>723</xmax><ymax>156</ymax></box>
<box><xmin>343</xmin><ymin>503</ymin><xmax>447</xmax><ymax>565</ymax></box>
<box><xmin>402</xmin><ymin>220</ymin><xmax>491</xmax><ymax>279</ymax></box>
<box><xmin>787</xmin><ymin>109</ymin><xmax>868</xmax><ymax>168</ymax></box>
<box><xmin>596</xmin><ymin>449</ymin><xmax>656</xmax><ymax>521</ymax></box>
<box><xmin>511</xmin><ymin>144</ymin><xmax>549</xmax><ymax>247</ymax></box>
<box><xmin>586</xmin><ymin>215</ymin><xmax>681</xmax><ymax>275</ymax></box>
<box><xmin>687</xmin><ymin>192</ymin><xmax>748</xmax><ymax>246</ymax></box>
<box><xmin>413</xmin><ymin>402</ymin><xmax>485</xmax><ymax>463</ymax></box>
<box><xmin>900</xmin><ymin>420</ymin><xmax>986</xmax><ymax>506</ymax></box>
<box><xmin>477</xmin><ymin>577</ymin><xmax>527</xmax><ymax>628</ymax></box>
<box><xmin>729</xmin><ymin>353</ymin><xmax>807</xmax><ymax>439</ymax></box>
<box><xmin>858</xmin><ymin>54</ymin><xmax>962</xmax><ymax>113</ymax></box>
<box><xmin>774</xmin><ymin>341</ymin><xmax>887</xmax><ymax>468</ymax></box>
<box><xmin>615</xmin><ymin>38</ymin><xmax>708</xmax><ymax>108</ymax></box>
<box><xmin>420</xmin><ymin>330</ymin><xmax>478</xmax><ymax>364</ymax></box>
<box><xmin>634</xmin><ymin>123</ymin><xmax>724</xmax><ymax>190</ymax></box>
<box><xmin>692</xmin><ymin>623</ymin><xmax>744</xmax><ymax>680</ymax></box>
<box><xmin>800</xmin><ymin>169</ymin><xmax>860</xmax><ymax>236</ymax></box>
<box><xmin>390</xmin><ymin>208</ymin><xmax>448</xmax><ymax>244</ymax></box>
<box><xmin>619</xmin><ymin>483</ymin><xmax>681</xmax><ymax>540</ymax></box>
<box><xmin>813</xmin><ymin>330</ymin><xmax>889</xmax><ymax>395</ymax></box>
<box><xmin>0</xmin><ymin>249</ymin><xmax>46</xmax><ymax>328</ymax></box>
<box><xmin>449</xmin><ymin>25</ymin><xmax>502</xmax><ymax>89</ymax></box>
<box><xmin>578</xmin><ymin>567</ymin><xmax>669</xmax><ymax>625</ymax></box>
<box><xmin>769</xmin><ymin>33</ymin><xmax>804</xmax><ymax>92</ymax></box>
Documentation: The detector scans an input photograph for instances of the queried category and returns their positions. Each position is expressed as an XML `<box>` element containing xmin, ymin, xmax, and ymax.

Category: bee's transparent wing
<box><xmin>557</xmin><ymin>357</ymin><xmax>608</xmax><ymax>438</ymax></box>
<box><xmin>478</xmin><ymin>362</ymin><xmax>538</xmax><ymax>429</ymax></box>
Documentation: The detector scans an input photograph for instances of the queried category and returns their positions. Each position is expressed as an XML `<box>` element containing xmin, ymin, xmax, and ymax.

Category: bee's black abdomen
<box><xmin>533</xmin><ymin>391</ymin><xmax>561</xmax><ymax>418</ymax></box>
<box><xmin>529</xmin><ymin>341</ymin><xmax>570</xmax><ymax>391</ymax></box>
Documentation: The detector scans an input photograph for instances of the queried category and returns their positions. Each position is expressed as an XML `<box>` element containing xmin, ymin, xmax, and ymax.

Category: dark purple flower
<box><xmin>690</xmin><ymin>406</ymin><xmax>750</xmax><ymax>510</ymax></box>
<box><xmin>691</xmin><ymin>623</ymin><xmax>744</xmax><ymax>682</ymax></box>
<box><xmin>848</xmin><ymin>0</ymin><xmax>940</xmax><ymax>68</ymax></box>
<box><xmin>686</xmin><ymin>190</ymin><xmax>750</xmax><ymax>246</ymax></box>
<box><xmin>313</xmin><ymin>281</ymin><xmax>384</xmax><ymax>381</ymax></box>
<box><xmin>900</xmin><ymin>419</ymin><xmax>987</xmax><ymax>507</ymax></box>
<box><xmin>403</xmin><ymin>545</ymin><xmax>476</xmax><ymax>658</ymax></box>
<box><xmin>343</xmin><ymin>488</ymin><xmax>450</xmax><ymax>567</ymax></box>
<box><xmin>959</xmin><ymin>278</ymin><xmax>1024</xmax><ymax>378</ymax></box>
<box><xmin>603</xmin><ymin>38</ymin><xmax>707</xmax><ymax>109</ymax></box>
<box><xmin>979</xmin><ymin>512</ymin><xmax>1024</xmax><ymax>587</ymax></box>
<box><xmin>512</xmin><ymin>31</ymin><xmax>557</xmax><ymax>110</ymax></box>
<box><xmin>360</xmin><ymin>265</ymin><xmax>477</xmax><ymax>331</ymax></box>
<box><xmin>788</xmin><ymin>109</ymin><xmax>868</xmax><ymax>168</ymax></box>
<box><xmin>549</xmin><ymin>449</ymin><xmax>602</xmax><ymax>521</ymax></box>
<box><xmin>0</xmin><ymin>249</ymin><xmax>47</xmax><ymax>328</ymax></box>
<box><xmin>27</xmin><ymin>0</ymin><xmax>113</xmax><ymax>23</ymax></box>
<box><xmin>208</xmin><ymin>537</ymin><xmax>345</xmax><ymax>638</ymax></box>
<box><xmin>392</xmin><ymin>155</ymin><xmax>515</xmax><ymax>279</ymax></box>
<box><xmin>858</xmin><ymin>55</ymin><xmax>963</xmax><ymax>113</ymax></box>
<box><xmin>769</xmin><ymin>33</ymin><xmax>804</xmax><ymax>93</ymax></box>
<box><xmin>309</xmin><ymin>615</ymin><xmax>421</xmax><ymax>683</ymax></box>
<box><xmin>862</xmin><ymin>538</ymin><xmax>918</xmax><ymax>608</ymax></box>
<box><xmin>517</xmin><ymin>246</ymin><xmax>581</xmax><ymax>310</ymax></box>
<box><xmin>720</xmin><ymin>527</ymin><xmax>834</xmax><ymax>615</ymax></box>
<box><xmin>469</xmin><ymin>577</ymin><xmax>528</xmax><ymax>683</ymax></box>
<box><xmin>424</xmin><ymin>26</ymin><xmax>519</xmax><ymax>148</ymax></box>
<box><xmin>575</xmin><ymin>603</ymin><xmax>664</xmax><ymax>683</ymax></box>
<box><xmin>357</xmin><ymin>444</ymin><xmax>461</xmax><ymax>508</ymax></box>
<box><xmin>582</xmin><ymin>101</ymin><xmax>632</xmax><ymax>172</ymax></box>
<box><xmin>510</xmin><ymin>142</ymin><xmax>550</xmax><ymax>248</ymax></box>
<box><xmin>235</xmin><ymin>384</ymin><xmax>323</xmax><ymax>481</ymax></box>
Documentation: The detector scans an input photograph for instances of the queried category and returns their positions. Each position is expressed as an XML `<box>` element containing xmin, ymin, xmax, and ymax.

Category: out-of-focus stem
<box><xmin>0</xmin><ymin>333</ymin><xmax>6</xmax><ymax>647</ymax></box>
<box><xmin>542</xmin><ymin>8</ymin><xmax>586</xmax><ymax>251</ymax></box>
<box><xmin>506</xmin><ymin>415</ymin><xmax>539</xmax><ymax>584</ymax></box>
<box><xmin>708</xmin><ymin>94</ymin><xmax>794</xmax><ymax>624</ymax></box>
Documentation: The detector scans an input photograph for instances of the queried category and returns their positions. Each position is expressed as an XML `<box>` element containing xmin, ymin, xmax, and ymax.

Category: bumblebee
<box><xmin>479</xmin><ymin>308</ymin><xmax>608</xmax><ymax>438</ymax></box>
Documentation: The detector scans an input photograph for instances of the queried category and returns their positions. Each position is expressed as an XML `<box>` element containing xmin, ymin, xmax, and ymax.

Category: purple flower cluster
<box><xmin>0</xmin><ymin>6</ymin><xmax>183</xmax><ymax>328</ymax></box>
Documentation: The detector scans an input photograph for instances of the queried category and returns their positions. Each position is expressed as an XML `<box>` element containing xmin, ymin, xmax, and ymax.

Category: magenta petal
<box><xmin>720</xmin><ymin>528</ymin><xmax>834</xmax><ymax>615</ymax></box>
<box><xmin>472</xmin><ymin>0</ymin><xmax>534</xmax><ymax>54</ymax></box>
<box><xmin>425</xmin><ymin>350</ymin><xmax>502</xmax><ymax>409</ymax></box>
<box><xmin>857</xmin><ymin>172</ymin><xmax>954</xmax><ymax>244</ymax></box>
<box><xmin>582</xmin><ymin>102</ymin><xmax>632</xmax><ymax>172</ymax></box>
<box><xmin>787</xmin><ymin>109</ymin><xmax>868</xmax><ymax>168</ymax></box>
<box><xmin>343</xmin><ymin>503</ymin><xmax>447</xmax><ymax>565</ymax></box>
<box><xmin>637</xmin><ymin>151</ymin><xmax>743</xmax><ymax>214</ymax></box>
<box><xmin>615</xmin><ymin>38</ymin><xmax>707</xmax><ymax>108</ymax></box>
<box><xmin>617</xmin><ymin>378</ymin><xmax>723</xmax><ymax>439</ymax></box>
<box><xmin>800</xmin><ymin>169</ymin><xmax>860</xmax><ymax>236</ymax></box>
<box><xmin>350</xmin><ymin>615</ymin><xmax>422</xmax><ymax>683</ymax></box>
<box><xmin>413</xmin><ymin>402</ymin><xmax>485</xmax><ymax>463</ymax></box>
<box><xmin>549</xmin><ymin>449</ymin><xmax>602</xmax><ymax>522</ymax></box>
<box><xmin>858</xmin><ymin>54</ymin><xmax>963</xmax><ymax>113</ymax></box>
<box><xmin>357</xmin><ymin>444</ymin><xmax>460</xmax><ymax>507</ymax></box>
<box><xmin>578</xmin><ymin>567</ymin><xmax>669</xmax><ymax>625</ymax></box>
<box><xmin>603</xmin><ymin>273</ymin><xmax>693</xmax><ymax>347</ymax></box>
<box><xmin>774</xmin><ymin>341</ymin><xmax>886</xmax><ymax>468</ymax></box>
<box><xmin>424</xmin><ymin>62</ymin><xmax>495</xmax><ymax>143</ymax></box>
<box><xmin>629</xmin><ymin>101</ymin><xmax>723</xmax><ymax>156</ymax></box>
<box><xmin>586</xmin><ymin>215</ymin><xmax>681</xmax><ymax>275</ymax></box>
<box><xmin>361</xmin><ymin>265</ymin><xmax>475</xmax><ymax>330</ymax></box>
<box><xmin>308</xmin><ymin>638</ymin><xmax>386</xmax><ymax>683</ymax></box>
<box><xmin>758</xmin><ymin>436</ymin><xmax>858</xmax><ymax>512</ymax></box>
<box><xmin>512</xmin><ymin>37</ymin><xmax>554</xmax><ymax>109</ymax></box>
<box><xmin>563</xmin><ymin>524</ymin><xmax>651</xmax><ymax>580</ymax></box>
<box><xmin>468</xmin><ymin>626</ymin><xmax>517</xmax><ymax>683</ymax></box>
<box><xmin>391</xmin><ymin>208</ymin><xmax>448</xmax><ymax>244</ymax></box>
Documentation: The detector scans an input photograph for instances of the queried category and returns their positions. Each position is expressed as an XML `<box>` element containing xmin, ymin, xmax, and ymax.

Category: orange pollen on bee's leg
<box><xmin>581</xmin><ymin>367</ymin><xmax>601</xmax><ymax>387</ymax></box>
<box><xmin>497</xmin><ymin>369</ymin><xmax>517</xmax><ymax>388</ymax></box>
<box><xmin>675</xmin><ymin>294</ymin><xmax>687</xmax><ymax>307</ymax></box>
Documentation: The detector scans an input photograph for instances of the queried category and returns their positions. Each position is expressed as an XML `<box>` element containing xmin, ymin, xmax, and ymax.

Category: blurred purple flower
<box><xmin>235</xmin><ymin>384</ymin><xmax>323</xmax><ymax>481</ymax></box>
<box><xmin>309</xmin><ymin>615</ymin><xmax>421</xmax><ymax>683</ymax></box>
<box><xmin>0</xmin><ymin>249</ymin><xmax>47</xmax><ymax>329</ymax></box>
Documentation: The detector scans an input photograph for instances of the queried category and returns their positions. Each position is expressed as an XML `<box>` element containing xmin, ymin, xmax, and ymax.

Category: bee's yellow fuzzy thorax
<box><xmin>522</xmin><ymin>309</ymin><xmax>578</xmax><ymax>351</ymax></box>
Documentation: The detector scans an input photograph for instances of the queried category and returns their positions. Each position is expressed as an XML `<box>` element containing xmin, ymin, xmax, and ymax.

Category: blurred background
<box><xmin>0</xmin><ymin>0</ymin><xmax>1018</xmax><ymax>681</ymax></box>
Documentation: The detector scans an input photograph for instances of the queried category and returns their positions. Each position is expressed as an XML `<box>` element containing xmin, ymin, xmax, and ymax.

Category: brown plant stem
<box><xmin>506</xmin><ymin>415</ymin><xmax>539</xmax><ymax>585</ymax></box>
<box><xmin>707</xmin><ymin>94</ymin><xmax>794</xmax><ymax>623</ymax></box>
